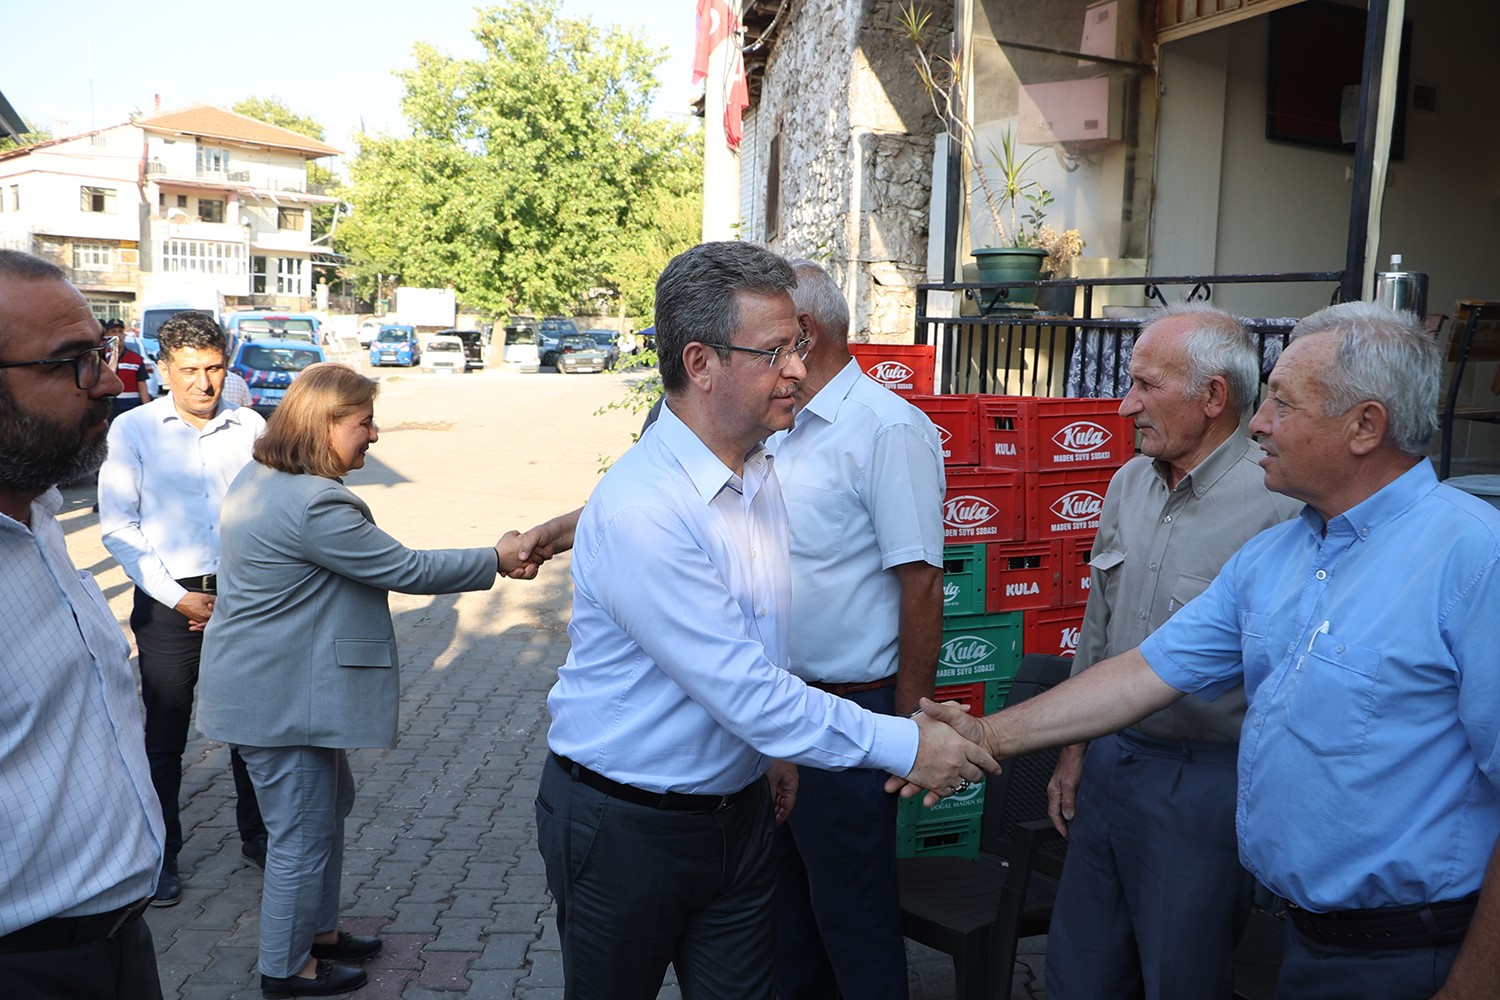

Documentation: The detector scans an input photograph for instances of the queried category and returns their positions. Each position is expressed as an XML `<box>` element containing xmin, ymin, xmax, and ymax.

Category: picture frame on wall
<box><xmin>1266</xmin><ymin>0</ymin><xmax>1410</xmax><ymax>160</ymax></box>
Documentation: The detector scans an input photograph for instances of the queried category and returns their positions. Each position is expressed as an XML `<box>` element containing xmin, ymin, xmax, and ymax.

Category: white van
<box><xmin>499</xmin><ymin>320</ymin><xmax>540</xmax><ymax>369</ymax></box>
<box><xmin>421</xmin><ymin>334</ymin><xmax>467</xmax><ymax>374</ymax></box>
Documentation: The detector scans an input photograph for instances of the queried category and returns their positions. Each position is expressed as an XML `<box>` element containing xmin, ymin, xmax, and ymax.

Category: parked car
<box><xmin>556</xmin><ymin>334</ymin><xmax>608</xmax><ymax>374</ymax></box>
<box><xmin>369</xmin><ymin>325</ymin><xmax>421</xmax><ymax>367</ymax></box>
<box><xmin>501</xmin><ymin>319</ymin><xmax>539</xmax><ymax>368</ymax></box>
<box><xmin>225</xmin><ymin>311</ymin><xmax>321</xmax><ymax>345</ymax></box>
<box><xmin>356</xmin><ymin>319</ymin><xmax>383</xmax><ymax>348</ymax></box>
<box><xmin>538</xmin><ymin>317</ymin><xmax>580</xmax><ymax>367</ymax></box>
<box><xmin>438</xmin><ymin>329</ymin><xmax>490</xmax><ymax>370</ymax></box>
<box><xmin>421</xmin><ymin>334</ymin><xmax>467</xmax><ymax>374</ymax></box>
<box><xmin>585</xmin><ymin>330</ymin><xmax>621</xmax><ymax>370</ymax></box>
<box><xmin>230</xmin><ymin>338</ymin><xmax>326</xmax><ymax>415</ymax></box>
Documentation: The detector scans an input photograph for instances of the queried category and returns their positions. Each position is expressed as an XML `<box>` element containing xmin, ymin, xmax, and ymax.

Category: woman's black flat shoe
<box><xmin>260</xmin><ymin>959</ymin><xmax>367</xmax><ymax>997</ymax></box>
<box><xmin>310</xmin><ymin>931</ymin><xmax>382</xmax><ymax>963</ymax></box>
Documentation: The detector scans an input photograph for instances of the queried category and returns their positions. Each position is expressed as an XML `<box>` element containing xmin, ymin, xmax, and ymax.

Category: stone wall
<box><xmin>747</xmin><ymin>0</ymin><xmax>950</xmax><ymax>343</ymax></box>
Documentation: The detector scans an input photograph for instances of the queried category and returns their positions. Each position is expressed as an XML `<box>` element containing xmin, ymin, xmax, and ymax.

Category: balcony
<box><xmin>913</xmin><ymin>270</ymin><xmax>1347</xmax><ymax>396</ymax></box>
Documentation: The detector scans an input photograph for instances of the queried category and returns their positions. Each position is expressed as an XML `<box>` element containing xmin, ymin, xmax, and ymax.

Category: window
<box><xmin>276</xmin><ymin>257</ymin><xmax>305</xmax><ymax>296</ymax></box>
<box><xmin>277</xmin><ymin>207</ymin><xmax>305</xmax><ymax>231</ymax></box>
<box><xmin>73</xmin><ymin>242</ymin><xmax>113</xmax><ymax>271</ymax></box>
<box><xmin>81</xmin><ymin>186</ymin><xmax>115</xmax><ymax>213</ymax></box>
<box><xmin>10</xmin><ymin>185</ymin><xmax>18</xmax><ymax>211</ymax></box>
<box><xmin>765</xmin><ymin>128</ymin><xmax>783</xmax><ymax>239</ymax></box>
<box><xmin>159</xmin><ymin>239</ymin><xmax>247</xmax><ymax>275</ymax></box>
<box><xmin>251</xmin><ymin>255</ymin><xmax>268</xmax><ymax>294</ymax></box>
<box><xmin>177</xmin><ymin>194</ymin><xmax>188</xmax><ymax>208</ymax></box>
<box><xmin>199</xmin><ymin>198</ymin><xmax>225</xmax><ymax>224</ymax></box>
<box><xmin>196</xmin><ymin>144</ymin><xmax>230</xmax><ymax>175</ymax></box>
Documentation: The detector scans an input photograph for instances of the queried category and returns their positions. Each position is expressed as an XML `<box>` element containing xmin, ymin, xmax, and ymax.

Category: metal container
<box><xmin>1374</xmin><ymin>253</ymin><xmax>1428</xmax><ymax>319</ymax></box>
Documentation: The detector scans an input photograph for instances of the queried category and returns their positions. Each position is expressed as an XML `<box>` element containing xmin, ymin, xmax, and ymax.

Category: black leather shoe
<box><xmin>241</xmin><ymin>834</ymin><xmax>268</xmax><ymax>871</ymax></box>
<box><xmin>310</xmin><ymin>931</ymin><xmax>382</xmax><ymax>963</ymax></box>
<box><xmin>151</xmin><ymin>857</ymin><xmax>181</xmax><ymax>907</ymax></box>
<box><xmin>260</xmin><ymin>960</ymin><xmax>366</xmax><ymax>998</ymax></box>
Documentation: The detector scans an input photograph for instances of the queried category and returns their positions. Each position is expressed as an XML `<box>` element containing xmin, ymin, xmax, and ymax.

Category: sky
<box><xmin>5</xmin><ymin>0</ymin><xmax>699</xmax><ymax>159</ymax></box>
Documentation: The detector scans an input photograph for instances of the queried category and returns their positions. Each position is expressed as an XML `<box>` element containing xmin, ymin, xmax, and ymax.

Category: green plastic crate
<box><xmin>937</xmin><ymin>611</ymin><xmax>1023</xmax><ymax>685</ymax></box>
<box><xmin>895</xmin><ymin>809</ymin><xmax>982</xmax><ymax>860</ymax></box>
<box><xmin>942</xmin><ymin>544</ymin><xmax>987</xmax><ymax>618</ymax></box>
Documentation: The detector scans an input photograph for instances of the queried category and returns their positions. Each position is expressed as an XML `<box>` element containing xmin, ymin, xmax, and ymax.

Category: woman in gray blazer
<box><xmin>199</xmin><ymin>363</ymin><xmax>535</xmax><ymax>998</ymax></box>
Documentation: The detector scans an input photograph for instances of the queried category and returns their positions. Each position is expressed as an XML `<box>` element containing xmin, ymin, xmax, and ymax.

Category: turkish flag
<box><xmin>725</xmin><ymin>45</ymin><xmax>749</xmax><ymax>149</ymax></box>
<box><xmin>693</xmin><ymin>0</ymin><xmax>736</xmax><ymax>84</ymax></box>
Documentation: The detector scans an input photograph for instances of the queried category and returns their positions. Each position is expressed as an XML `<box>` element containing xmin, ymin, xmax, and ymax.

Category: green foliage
<box><xmin>338</xmin><ymin>0</ymin><xmax>701</xmax><ymax>316</ymax></box>
<box><xmin>594</xmin><ymin>346</ymin><xmax>663</xmax><ymax>471</ymax></box>
<box><xmin>231</xmin><ymin>97</ymin><xmax>325</xmax><ymax>140</ymax></box>
<box><xmin>0</xmin><ymin>128</ymin><xmax>53</xmax><ymax>153</ymax></box>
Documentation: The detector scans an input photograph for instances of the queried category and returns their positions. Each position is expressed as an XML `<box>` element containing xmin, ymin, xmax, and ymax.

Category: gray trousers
<box><xmin>237</xmin><ymin>745</ymin><xmax>354</xmax><ymax>978</ymax></box>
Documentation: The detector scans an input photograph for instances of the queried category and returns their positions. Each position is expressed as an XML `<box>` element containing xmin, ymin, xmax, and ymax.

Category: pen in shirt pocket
<box><xmin>1307</xmin><ymin>619</ymin><xmax>1330</xmax><ymax>652</ymax></box>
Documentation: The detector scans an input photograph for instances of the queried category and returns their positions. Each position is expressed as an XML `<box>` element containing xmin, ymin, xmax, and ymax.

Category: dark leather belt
<box><xmin>0</xmin><ymin>897</ymin><xmax>152</xmax><ymax>953</ymax></box>
<box><xmin>175</xmin><ymin>574</ymin><xmax>217</xmax><ymax>593</ymax></box>
<box><xmin>550</xmin><ymin>753</ymin><xmax>755</xmax><ymax>813</ymax></box>
<box><xmin>808</xmin><ymin>673</ymin><xmax>897</xmax><ymax>697</ymax></box>
<box><xmin>1287</xmin><ymin>895</ymin><xmax>1477</xmax><ymax>950</ymax></box>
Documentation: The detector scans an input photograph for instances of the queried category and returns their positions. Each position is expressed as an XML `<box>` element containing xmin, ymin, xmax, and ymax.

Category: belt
<box><xmin>1287</xmin><ymin>895</ymin><xmax>1477</xmax><ymax>950</ymax></box>
<box><xmin>0</xmin><ymin>897</ymin><xmax>152</xmax><ymax>953</ymax></box>
<box><xmin>175</xmin><ymin>574</ymin><xmax>217</xmax><ymax>593</ymax></box>
<box><xmin>808</xmin><ymin>674</ymin><xmax>897</xmax><ymax>697</ymax></box>
<box><xmin>550</xmin><ymin>753</ymin><xmax>756</xmax><ymax>813</ymax></box>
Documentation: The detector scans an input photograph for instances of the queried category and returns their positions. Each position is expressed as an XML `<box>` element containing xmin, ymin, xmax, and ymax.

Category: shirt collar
<box><xmin>1153</xmin><ymin>421</ymin><xmax>1257</xmax><ymax>496</ymax></box>
<box><xmin>655</xmin><ymin>401</ymin><xmax>772</xmax><ymax>505</ymax></box>
<box><xmin>795</xmin><ymin>358</ymin><xmax>863</xmax><ymax>426</ymax></box>
<box><xmin>1309</xmin><ymin>458</ymin><xmax>1434</xmax><ymax>539</ymax></box>
<box><xmin>155</xmin><ymin>396</ymin><xmax>245</xmax><ymax>433</ymax></box>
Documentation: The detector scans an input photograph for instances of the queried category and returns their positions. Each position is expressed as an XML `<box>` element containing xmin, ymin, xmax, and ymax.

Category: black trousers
<box><xmin>536</xmin><ymin>761</ymin><xmax>776</xmax><ymax>999</ymax></box>
<box><xmin>131</xmin><ymin>587</ymin><xmax>264</xmax><ymax>856</ymax></box>
<box><xmin>0</xmin><ymin>912</ymin><xmax>161</xmax><ymax>1000</ymax></box>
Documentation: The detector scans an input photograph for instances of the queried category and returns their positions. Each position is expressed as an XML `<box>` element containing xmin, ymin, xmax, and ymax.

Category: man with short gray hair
<box><xmin>907</xmin><ymin>301</ymin><xmax>1500</xmax><ymax>999</ymax></box>
<box><xmin>768</xmin><ymin>258</ymin><xmax>946</xmax><ymax>999</ymax></box>
<box><xmin>1044</xmin><ymin>303</ymin><xmax>1299</xmax><ymax>1000</ymax></box>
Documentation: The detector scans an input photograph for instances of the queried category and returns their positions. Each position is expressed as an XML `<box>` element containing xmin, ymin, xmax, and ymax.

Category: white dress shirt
<box><xmin>0</xmin><ymin>489</ymin><xmax>163</xmax><ymax>934</ymax></box>
<box><xmin>221</xmin><ymin>371</ymin><xmax>254</xmax><ymax>407</ymax></box>
<box><xmin>768</xmin><ymin>359</ymin><xmax>946</xmax><ymax>684</ymax></box>
<box><xmin>546</xmin><ymin>402</ymin><xmax>920</xmax><ymax>794</ymax></box>
<box><xmin>99</xmin><ymin>397</ymin><xmax>264</xmax><ymax>609</ymax></box>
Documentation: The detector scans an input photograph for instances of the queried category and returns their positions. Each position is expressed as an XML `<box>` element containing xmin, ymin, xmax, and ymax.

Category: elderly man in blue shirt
<box><xmin>534</xmin><ymin>241</ymin><xmax>998</xmax><ymax>1000</ymax></box>
<box><xmin>904</xmin><ymin>301</ymin><xmax>1500</xmax><ymax>999</ymax></box>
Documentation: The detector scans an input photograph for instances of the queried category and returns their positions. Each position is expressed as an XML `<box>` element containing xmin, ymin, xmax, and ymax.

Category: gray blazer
<box><xmin>198</xmin><ymin>462</ymin><xmax>497</xmax><ymax>749</ymax></box>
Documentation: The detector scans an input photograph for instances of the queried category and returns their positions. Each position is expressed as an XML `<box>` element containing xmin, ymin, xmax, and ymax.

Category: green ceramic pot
<box><xmin>972</xmin><ymin>247</ymin><xmax>1047</xmax><ymax>309</ymax></box>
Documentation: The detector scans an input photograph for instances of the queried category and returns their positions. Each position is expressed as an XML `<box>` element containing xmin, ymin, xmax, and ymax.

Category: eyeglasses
<box><xmin>717</xmin><ymin>337</ymin><xmax>813</xmax><ymax>371</ymax></box>
<box><xmin>0</xmin><ymin>341</ymin><xmax>116</xmax><ymax>389</ymax></box>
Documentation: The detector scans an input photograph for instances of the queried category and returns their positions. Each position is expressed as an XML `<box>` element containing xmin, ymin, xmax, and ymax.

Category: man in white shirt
<box><xmin>535</xmin><ymin>241</ymin><xmax>996</xmax><ymax>999</ymax></box>
<box><xmin>767</xmin><ymin>259</ymin><xmax>945</xmax><ymax>999</ymax></box>
<box><xmin>0</xmin><ymin>250</ymin><xmax>165</xmax><ymax>998</ymax></box>
<box><xmin>99</xmin><ymin>311</ymin><xmax>267</xmax><ymax>907</ymax></box>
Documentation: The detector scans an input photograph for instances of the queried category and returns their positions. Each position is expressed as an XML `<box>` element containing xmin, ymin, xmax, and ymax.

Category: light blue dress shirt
<box><xmin>1</xmin><ymin>489</ymin><xmax>164</xmax><ymax>934</ymax></box>
<box><xmin>546</xmin><ymin>403</ymin><xmax>920</xmax><ymax>794</ymax></box>
<box><xmin>1142</xmin><ymin>461</ymin><xmax>1500</xmax><ymax>911</ymax></box>
<box><xmin>99</xmin><ymin>396</ymin><xmax>264</xmax><ymax>608</ymax></box>
<box><xmin>768</xmin><ymin>359</ymin><xmax>946</xmax><ymax>684</ymax></box>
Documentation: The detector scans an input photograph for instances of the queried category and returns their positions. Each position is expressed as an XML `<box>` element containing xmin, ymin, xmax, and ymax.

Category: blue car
<box><xmin>230</xmin><ymin>338</ymin><xmax>326</xmax><ymax>415</ymax></box>
<box><xmin>370</xmin><ymin>324</ymin><xmax>421</xmax><ymax>367</ymax></box>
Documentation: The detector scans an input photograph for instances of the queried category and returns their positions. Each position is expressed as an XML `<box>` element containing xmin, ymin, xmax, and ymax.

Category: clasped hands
<box><xmin>494</xmin><ymin>507</ymin><xmax>583</xmax><ymax>580</ymax></box>
<box><xmin>885</xmin><ymin>698</ymin><xmax>1000</xmax><ymax>808</ymax></box>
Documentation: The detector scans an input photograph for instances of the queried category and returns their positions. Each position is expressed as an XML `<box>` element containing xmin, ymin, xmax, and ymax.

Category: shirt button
<box><xmin>1315</xmin><ymin>569</ymin><xmax>1327</xmax><ymax>580</ymax></box>
<box><xmin>1163</xmin><ymin>515</ymin><xmax>1173</xmax><ymax>523</ymax></box>
<box><xmin>758</xmin><ymin>607</ymin><xmax>767</xmax><ymax>618</ymax></box>
<box><xmin>1149</xmin><ymin>563</ymin><xmax>1158</xmax><ymax>571</ymax></box>
<box><xmin>1336</xmin><ymin>644</ymin><xmax>1345</xmax><ymax>654</ymax></box>
<box><xmin>1138</xmin><ymin>611</ymin><xmax>1148</xmax><ymax>620</ymax></box>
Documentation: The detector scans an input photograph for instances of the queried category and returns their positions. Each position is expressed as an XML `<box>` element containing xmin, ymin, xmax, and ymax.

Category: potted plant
<box><xmin>900</xmin><ymin>3</ymin><xmax>1083</xmax><ymax>307</ymax></box>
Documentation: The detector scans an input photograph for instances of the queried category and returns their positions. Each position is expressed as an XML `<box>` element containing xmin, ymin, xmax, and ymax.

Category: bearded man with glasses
<box><xmin>0</xmin><ymin>249</ymin><xmax>166</xmax><ymax>999</ymax></box>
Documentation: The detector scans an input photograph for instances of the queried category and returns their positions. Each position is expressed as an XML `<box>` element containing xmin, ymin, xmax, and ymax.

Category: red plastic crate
<box><xmin>985</xmin><ymin>539</ymin><xmax>1062</xmax><ymax>612</ymax></box>
<box><xmin>1024</xmin><ymin>605</ymin><xmax>1085</xmax><ymax>659</ymax></box>
<box><xmin>942</xmin><ymin>469</ymin><xmax>1026</xmax><ymax>544</ymax></box>
<box><xmin>1026</xmin><ymin>468</ymin><xmax>1114</xmax><ymax>541</ymax></box>
<box><xmin>977</xmin><ymin>396</ymin><xmax>1134</xmax><ymax>472</ymax></box>
<box><xmin>910</xmin><ymin>394</ymin><xmax>979</xmax><ymax>466</ymax></box>
<box><xmin>850</xmin><ymin>343</ymin><xmax>936</xmax><ymax>397</ymax></box>
<box><xmin>1060</xmin><ymin>534</ymin><xmax>1096</xmax><ymax>607</ymax></box>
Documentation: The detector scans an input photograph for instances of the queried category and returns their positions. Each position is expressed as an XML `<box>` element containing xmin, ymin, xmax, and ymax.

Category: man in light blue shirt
<box><xmin>766</xmin><ymin>259</ymin><xmax>946</xmax><ymax>1000</ymax></box>
<box><xmin>909</xmin><ymin>302</ymin><xmax>1500</xmax><ymax>999</ymax></box>
<box><xmin>0</xmin><ymin>250</ymin><xmax>165</xmax><ymax>998</ymax></box>
<box><xmin>536</xmin><ymin>241</ymin><xmax>997</xmax><ymax>999</ymax></box>
<box><xmin>100</xmin><ymin>311</ymin><xmax>267</xmax><ymax>907</ymax></box>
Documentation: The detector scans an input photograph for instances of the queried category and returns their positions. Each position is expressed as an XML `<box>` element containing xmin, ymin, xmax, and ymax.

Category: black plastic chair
<box><xmin>897</xmin><ymin>654</ymin><xmax>1073</xmax><ymax>1000</ymax></box>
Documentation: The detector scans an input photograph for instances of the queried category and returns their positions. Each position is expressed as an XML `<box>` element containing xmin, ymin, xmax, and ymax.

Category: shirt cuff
<box><xmin>866</xmin><ymin>715</ymin><xmax>921</xmax><ymax>778</ymax></box>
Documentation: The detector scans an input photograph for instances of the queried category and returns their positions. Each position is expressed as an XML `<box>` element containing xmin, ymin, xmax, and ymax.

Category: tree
<box><xmin>232</xmin><ymin>97</ymin><xmax>341</xmax><ymax>262</ymax></box>
<box><xmin>338</xmin><ymin>0</ymin><xmax>700</xmax><ymax>316</ymax></box>
<box><xmin>0</xmin><ymin>127</ymin><xmax>53</xmax><ymax>153</ymax></box>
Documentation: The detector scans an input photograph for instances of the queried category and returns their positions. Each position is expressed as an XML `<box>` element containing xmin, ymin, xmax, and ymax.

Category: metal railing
<box><xmin>914</xmin><ymin>271</ymin><xmax>1346</xmax><ymax>397</ymax></box>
